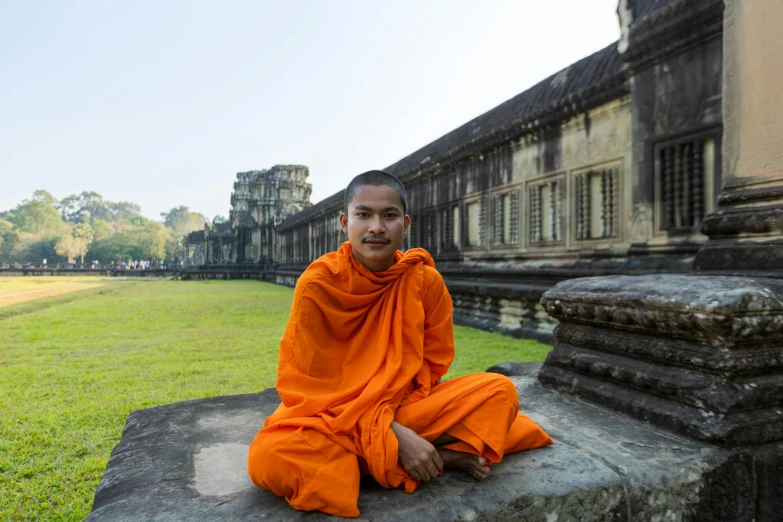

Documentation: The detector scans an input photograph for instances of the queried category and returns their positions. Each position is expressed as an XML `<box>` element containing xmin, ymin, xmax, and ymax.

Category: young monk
<box><xmin>248</xmin><ymin>170</ymin><xmax>553</xmax><ymax>517</ymax></box>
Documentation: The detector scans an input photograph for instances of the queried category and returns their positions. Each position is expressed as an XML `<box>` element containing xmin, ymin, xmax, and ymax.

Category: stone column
<box><xmin>694</xmin><ymin>0</ymin><xmax>783</xmax><ymax>272</ymax></box>
<box><xmin>538</xmin><ymin>5</ymin><xmax>783</xmax><ymax>518</ymax></box>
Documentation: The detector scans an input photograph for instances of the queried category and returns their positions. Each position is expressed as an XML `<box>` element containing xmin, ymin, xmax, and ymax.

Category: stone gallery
<box><xmin>186</xmin><ymin>0</ymin><xmax>725</xmax><ymax>342</ymax></box>
<box><xmin>96</xmin><ymin>1</ymin><xmax>783</xmax><ymax>520</ymax></box>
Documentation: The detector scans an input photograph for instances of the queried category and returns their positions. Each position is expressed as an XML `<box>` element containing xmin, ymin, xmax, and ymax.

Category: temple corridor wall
<box><xmin>401</xmin><ymin>96</ymin><xmax>634</xmax><ymax>264</ymax></box>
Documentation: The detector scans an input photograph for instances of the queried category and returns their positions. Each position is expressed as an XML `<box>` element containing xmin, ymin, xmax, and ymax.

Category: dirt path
<box><xmin>0</xmin><ymin>283</ymin><xmax>106</xmax><ymax>307</ymax></box>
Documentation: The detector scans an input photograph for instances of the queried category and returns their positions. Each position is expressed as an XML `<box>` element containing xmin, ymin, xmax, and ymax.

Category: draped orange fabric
<box><xmin>248</xmin><ymin>243</ymin><xmax>553</xmax><ymax>517</ymax></box>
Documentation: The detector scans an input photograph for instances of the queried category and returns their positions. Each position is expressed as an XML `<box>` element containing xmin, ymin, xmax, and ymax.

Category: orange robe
<box><xmin>248</xmin><ymin>243</ymin><xmax>553</xmax><ymax>517</ymax></box>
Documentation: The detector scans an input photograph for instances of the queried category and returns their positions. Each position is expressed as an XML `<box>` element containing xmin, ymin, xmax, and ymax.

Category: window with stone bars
<box><xmin>441</xmin><ymin>205</ymin><xmax>461</xmax><ymax>251</ymax></box>
<box><xmin>493</xmin><ymin>191</ymin><xmax>519</xmax><ymax>245</ymax></box>
<box><xmin>574</xmin><ymin>168</ymin><xmax>619</xmax><ymax>240</ymax></box>
<box><xmin>423</xmin><ymin>209</ymin><xmax>438</xmax><ymax>253</ymax></box>
<box><xmin>466</xmin><ymin>199</ymin><xmax>484</xmax><ymax>247</ymax></box>
<box><xmin>529</xmin><ymin>180</ymin><xmax>563</xmax><ymax>244</ymax></box>
<box><xmin>656</xmin><ymin>135</ymin><xmax>718</xmax><ymax>233</ymax></box>
<box><xmin>408</xmin><ymin>213</ymin><xmax>420</xmax><ymax>248</ymax></box>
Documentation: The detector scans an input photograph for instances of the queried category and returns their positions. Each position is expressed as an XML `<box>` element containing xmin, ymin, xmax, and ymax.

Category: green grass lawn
<box><xmin>0</xmin><ymin>278</ymin><xmax>551</xmax><ymax>521</ymax></box>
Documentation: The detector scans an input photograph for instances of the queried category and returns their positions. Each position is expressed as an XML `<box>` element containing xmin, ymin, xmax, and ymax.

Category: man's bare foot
<box><xmin>436</xmin><ymin>448</ymin><xmax>491</xmax><ymax>480</ymax></box>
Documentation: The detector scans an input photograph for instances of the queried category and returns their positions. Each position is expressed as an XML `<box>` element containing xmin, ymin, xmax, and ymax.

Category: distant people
<box><xmin>42</xmin><ymin>258</ymin><xmax>47</xmax><ymax>267</ymax></box>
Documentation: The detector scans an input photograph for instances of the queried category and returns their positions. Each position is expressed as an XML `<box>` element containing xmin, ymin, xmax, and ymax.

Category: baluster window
<box><xmin>656</xmin><ymin>135</ymin><xmax>718</xmax><ymax>233</ymax></box>
<box><xmin>493</xmin><ymin>191</ymin><xmax>520</xmax><ymax>246</ymax></box>
<box><xmin>575</xmin><ymin>168</ymin><xmax>619</xmax><ymax>240</ymax></box>
<box><xmin>529</xmin><ymin>180</ymin><xmax>562</xmax><ymax>244</ymax></box>
<box><xmin>466</xmin><ymin>200</ymin><xmax>483</xmax><ymax>247</ymax></box>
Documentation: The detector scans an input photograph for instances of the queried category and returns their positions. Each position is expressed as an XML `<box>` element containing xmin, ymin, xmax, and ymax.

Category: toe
<box><xmin>472</xmin><ymin>469</ymin><xmax>487</xmax><ymax>480</ymax></box>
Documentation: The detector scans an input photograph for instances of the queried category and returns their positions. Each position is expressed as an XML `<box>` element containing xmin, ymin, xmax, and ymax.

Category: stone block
<box><xmin>87</xmin><ymin>368</ymin><xmax>759</xmax><ymax>521</ymax></box>
<box><xmin>539</xmin><ymin>274</ymin><xmax>783</xmax><ymax>446</ymax></box>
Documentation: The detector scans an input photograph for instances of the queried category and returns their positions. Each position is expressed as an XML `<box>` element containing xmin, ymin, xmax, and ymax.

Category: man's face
<box><xmin>339</xmin><ymin>184</ymin><xmax>410</xmax><ymax>272</ymax></box>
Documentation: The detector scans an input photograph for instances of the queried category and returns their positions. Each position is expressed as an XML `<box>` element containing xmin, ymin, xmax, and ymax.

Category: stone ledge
<box><xmin>541</xmin><ymin>274</ymin><xmax>783</xmax><ymax>346</ymax></box>
<box><xmin>87</xmin><ymin>364</ymin><xmax>757</xmax><ymax>521</ymax></box>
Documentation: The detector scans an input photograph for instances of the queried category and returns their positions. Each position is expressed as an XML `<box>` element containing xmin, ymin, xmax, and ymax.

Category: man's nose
<box><xmin>367</xmin><ymin>216</ymin><xmax>385</xmax><ymax>233</ymax></box>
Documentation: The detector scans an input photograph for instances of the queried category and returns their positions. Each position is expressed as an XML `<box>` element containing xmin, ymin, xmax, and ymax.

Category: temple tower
<box><xmin>229</xmin><ymin>165</ymin><xmax>312</xmax><ymax>263</ymax></box>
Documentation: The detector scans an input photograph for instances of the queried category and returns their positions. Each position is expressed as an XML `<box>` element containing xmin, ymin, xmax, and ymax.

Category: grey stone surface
<box><xmin>539</xmin><ymin>274</ymin><xmax>783</xmax><ymax>446</ymax></box>
<box><xmin>541</xmin><ymin>274</ymin><xmax>783</xmax><ymax>347</ymax></box>
<box><xmin>88</xmin><ymin>370</ymin><xmax>758</xmax><ymax>521</ymax></box>
<box><xmin>485</xmin><ymin>362</ymin><xmax>543</xmax><ymax>378</ymax></box>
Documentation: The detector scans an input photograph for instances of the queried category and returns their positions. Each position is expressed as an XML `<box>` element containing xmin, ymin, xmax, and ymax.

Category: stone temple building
<box><xmin>189</xmin><ymin>0</ymin><xmax>725</xmax><ymax>341</ymax></box>
<box><xmin>185</xmin><ymin>165</ymin><xmax>312</xmax><ymax>266</ymax></box>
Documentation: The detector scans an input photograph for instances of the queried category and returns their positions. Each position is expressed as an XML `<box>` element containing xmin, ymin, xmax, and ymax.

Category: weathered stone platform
<box><xmin>87</xmin><ymin>364</ymin><xmax>755</xmax><ymax>521</ymax></box>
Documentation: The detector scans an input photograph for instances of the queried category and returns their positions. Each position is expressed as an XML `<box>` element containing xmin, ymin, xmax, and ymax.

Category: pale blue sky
<box><xmin>0</xmin><ymin>0</ymin><xmax>619</xmax><ymax>220</ymax></box>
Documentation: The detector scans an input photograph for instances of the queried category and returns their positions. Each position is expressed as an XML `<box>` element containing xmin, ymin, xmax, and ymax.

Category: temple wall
<box><xmin>399</xmin><ymin>96</ymin><xmax>632</xmax><ymax>265</ymax></box>
<box><xmin>626</xmin><ymin>3</ymin><xmax>724</xmax><ymax>254</ymax></box>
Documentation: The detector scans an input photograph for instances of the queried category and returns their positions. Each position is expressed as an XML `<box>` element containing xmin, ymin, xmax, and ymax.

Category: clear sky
<box><xmin>0</xmin><ymin>0</ymin><xmax>620</xmax><ymax>221</ymax></box>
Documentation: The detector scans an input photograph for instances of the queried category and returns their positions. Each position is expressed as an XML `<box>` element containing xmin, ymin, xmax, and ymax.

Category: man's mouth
<box><xmin>363</xmin><ymin>238</ymin><xmax>389</xmax><ymax>245</ymax></box>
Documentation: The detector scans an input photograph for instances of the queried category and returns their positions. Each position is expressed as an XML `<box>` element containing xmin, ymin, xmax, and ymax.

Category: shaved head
<box><xmin>344</xmin><ymin>170</ymin><xmax>407</xmax><ymax>214</ymax></box>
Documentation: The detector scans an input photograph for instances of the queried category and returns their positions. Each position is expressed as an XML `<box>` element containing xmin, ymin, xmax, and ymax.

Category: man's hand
<box><xmin>391</xmin><ymin>421</ymin><xmax>444</xmax><ymax>481</ymax></box>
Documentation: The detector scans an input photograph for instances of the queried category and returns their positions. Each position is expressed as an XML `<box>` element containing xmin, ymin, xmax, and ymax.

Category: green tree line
<box><xmin>0</xmin><ymin>190</ymin><xmax>219</xmax><ymax>265</ymax></box>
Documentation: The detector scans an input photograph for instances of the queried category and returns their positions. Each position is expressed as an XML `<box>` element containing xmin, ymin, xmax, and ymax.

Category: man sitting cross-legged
<box><xmin>248</xmin><ymin>170</ymin><xmax>553</xmax><ymax>518</ymax></box>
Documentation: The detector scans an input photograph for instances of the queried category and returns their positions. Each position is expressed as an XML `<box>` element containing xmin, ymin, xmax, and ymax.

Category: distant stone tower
<box><xmin>229</xmin><ymin>165</ymin><xmax>312</xmax><ymax>263</ymax></box>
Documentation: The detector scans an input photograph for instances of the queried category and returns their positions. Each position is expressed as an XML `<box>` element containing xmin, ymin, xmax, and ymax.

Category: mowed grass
<box><xmin>0</xmin><ymin>277</ymin><xmax>551</xmax><ymax>521</ymax></box>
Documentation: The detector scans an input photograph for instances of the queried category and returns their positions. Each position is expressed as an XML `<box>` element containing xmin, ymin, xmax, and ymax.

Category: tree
<box><xmin>24</xmin><ymin>236</ymin><xmax>60</xmax><ymax>264</ymax></box>
<box><xmin>107</xmin><ymin>201</ymin><xmax>142</xmax><ymax>223</ymax></box>
<box><xmin>87</xmin><ymin>220</ymin><xmax>174</xmax><ymax>263</ymax></box>
<box><xmin>59</xmin><ymin>192</ymin><xmax>142</xmax><ymax>224</ymax></box>
<box><xmin>55</xmin><ymin>235</ymin><xmax>80</xmax><ymax>264</ymax></box>
<box><xmin>162</xmin><ymin>206</ymin><xmax>209</xmax><ymax>237</ymax></box>
<box><xmin>58</xmin><ymin>194</ymin><xmax>81</xmax><ymax>222</ymax></box>
<box><xmin>72</xmin><ymin>223</ymin><xmax>94</xmax><ymax>264</ymax></box>
<box><xmin>0</xmin><ymin>229</ymin><xmax>19</xmax><ymax>262</ymax></box>
<box><xmin>7</xmin><ymin>192</ymin><xmax>64</xmax><ymax>235</ymax></box>
<box><xmin>32</xmin><ymin>190</ymin><xmax>59</xmax><ymax>207</ymax></box>
<box><xmin>87</xmin><ymin>234</ymin><xmax>135</xmax><ymax>264</ymax></box>
<box><xmin>91</xmin><ymin>219</ymin><xmax>113</xmax><ymax>241</ymax></box>
<box><xmin>58</xmin><ymin>191</ymin><xmax>109</xmax><ymax>223</ymax></box>
<box><xmin>134</xmin><ymin>221</ymin><xmax>170</xmax><ymax>260</ymax></box>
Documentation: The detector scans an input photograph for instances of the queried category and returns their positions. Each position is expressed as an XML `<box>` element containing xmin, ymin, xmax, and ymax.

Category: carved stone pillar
<box><xmin>694</xmin><ymin>0</ymin><xmax>783</xmax><ymax>273</ymax></box>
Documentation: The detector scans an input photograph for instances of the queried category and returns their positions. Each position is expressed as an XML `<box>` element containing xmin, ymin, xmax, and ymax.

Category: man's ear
<box><xmin>404</xmin><ymin>214</ymin><xmax>411</xmax><ymax>235</ymax></box>
<box><xmin>339</xmin><ymin>212</ymin><xmax>348</xmax><ymax>234</ymax></box>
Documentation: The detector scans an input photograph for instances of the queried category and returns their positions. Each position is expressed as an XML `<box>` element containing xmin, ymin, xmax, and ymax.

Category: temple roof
<box><xmin>211</xmin><ymin>221</ymin><xmax>233</xmax><ymax>235</ymax></box>
<box><xmin>279</xmin><ymin>42</ymin><xmax>626</xmax><ymax>231</ymax></box>
<box><xmin>385</xmin><ymin>42</ymin><xmax>625</xmax><ymax>181</ymax></box>
<box><xmin>185</xmin><ymin>230</ymin><xmax>207</xmax><ymax>243</ymax></box>
<box><xmin>629</xmin><ymin>0</ymin><xmax>680</xmax><ymax>23</ymax></box>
